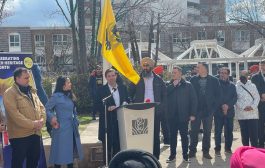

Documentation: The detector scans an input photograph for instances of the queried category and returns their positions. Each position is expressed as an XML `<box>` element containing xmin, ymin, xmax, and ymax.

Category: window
<box><xmin>151</xmin><ymin>30</ymin><xmax>159</xmax><ymax>43</ymax></box>
<box><xmin>216</xmin><ymin>30</ymin><xmax>225</xmax><ymax>43</ymax></box>
<box><xmin>136</xmin><ymin>31</ymin><xmax>141</xmax><ymax>42</ymax></box>
<box><xmin>234</xmin><ymin>30</ymin><xmax>250</xmax><ymax>41</ymax></box>
<box><xmin>173</xmin><ymin>32</ymin><xmax>191</xmax><ymax>43</ymax></box>
<box><xmin>187</xmin><ymin>1</ymin><xmax>200</xmax><ymax>9</ymax></box>
<box><xmin>9</xmin><ymin>33</ymin><xmax>21</xmax><ymax>52</ymax></box>
<box><xmin>151</xmin><ymin>31</ymin><xmax>156</xmax><ymax>43</ymax></box>
<box><xmin>35</xmin><ymin>55</ymin><xmax>46</xmax><ymax>65</ymax></box>
<box><xmin>35</xmin><ymin>34</ymin><xmax>45</xmax><ymax>47</ymax></box>
<box><xmin>52</xmin><ymin>34</ymin><xmax>71</xmax><ymax>46</ymax></box>
<box><xmin>197</xmin><ymin>31</ymin><xmax>207</xmax><ymax>40</ymax></box>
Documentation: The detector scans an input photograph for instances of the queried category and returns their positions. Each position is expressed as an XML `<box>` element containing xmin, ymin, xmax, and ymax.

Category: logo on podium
<box><xmin>132</xmin><ymin>118</ymin><xmax>148</xmax><ymax>135</ymax></box>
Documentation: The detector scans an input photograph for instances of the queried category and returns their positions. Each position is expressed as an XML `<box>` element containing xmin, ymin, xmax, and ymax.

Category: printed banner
<box><xmin>0</xmin><ymin>53</ymin><xmax>46</xmax><ymax>168</ymax></box>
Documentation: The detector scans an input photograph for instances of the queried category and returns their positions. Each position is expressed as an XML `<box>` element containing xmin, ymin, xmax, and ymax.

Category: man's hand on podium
<box><xmin>108</xmin><ymin>106</ymin><xmax>116</xmax><ymax>112</ymax></box>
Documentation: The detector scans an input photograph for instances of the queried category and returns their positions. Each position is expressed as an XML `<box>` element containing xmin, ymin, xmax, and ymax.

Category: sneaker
<box><xmin>203</xmin><ymin>153</ymin><xmax>213</xmax><ymax>159</ymax></box>
<box><xmin>166</xmin><ymin>155</ymin><xmax>176</xmax><ymax>163</ymax></box>
<box><xmin>164</xmin><ymin>143</ymin><xmax>170</xmax><ymax>147</ymax></box>
<box><xmin>215</xmin><ymin>150</ymin><xmax>221</xmax><ymax>157</ymax></box>
<box><xmin>225</xmin><ymin>149</ymin><xmax>233</xmax><ymax>154</ymax></box>
<box><xmin>188</xmin><ymin>152</ymin><xmax>196</xmax><ymax>158</ymax></box>
<box><xmin>183</xmin><ymin>158</ymin><xmax>191</xmax><ymax>163</ymax></box>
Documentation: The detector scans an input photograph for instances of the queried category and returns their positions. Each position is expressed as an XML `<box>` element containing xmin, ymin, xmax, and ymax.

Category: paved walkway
<box><xmin>43</xmin><ymin>119</ymin><xmax>242</xmax><ymax>168</ymax></box>
<box><xmin>81</xmin><ymin>119</ymin><xmax>243</xmax><ymax>168</ymax></box>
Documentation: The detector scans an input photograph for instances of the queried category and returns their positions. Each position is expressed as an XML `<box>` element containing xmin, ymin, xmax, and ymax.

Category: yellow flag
<box><xmin>97</xmin><ymin>0</ymin><xmax>140</xmax><ymax>85</ymax></box>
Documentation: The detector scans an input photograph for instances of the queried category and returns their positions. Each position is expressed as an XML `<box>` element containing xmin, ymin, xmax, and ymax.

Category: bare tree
<box><xmin>77</xmin><ymin>0</ymin><xmax>88</xmax><ymax>73</ymax></box>
<box><xmin>227</xmin><ymin>0</ymin><xmax>265</xmax><ymax>37</ymax></box>
<box><xmin>54</xmin><ymin>0</ymin><xmax>80</xmax><ymax>73</ymax></box>
<box><xmin>0</xmin><ymin>0</ymin><xmax>13</xmax><ymax>24</ymax></box>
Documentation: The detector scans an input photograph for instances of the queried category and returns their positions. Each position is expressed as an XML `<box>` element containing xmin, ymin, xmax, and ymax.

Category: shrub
<box><xmin>70</xmin><ymin>74</ymin><xmax>92</xmax><ymax>114</ymax></box>
<box><xmin>42</xmin><ymin>74</ymin><xmax>92</xmax><ymax>114</ymax></box>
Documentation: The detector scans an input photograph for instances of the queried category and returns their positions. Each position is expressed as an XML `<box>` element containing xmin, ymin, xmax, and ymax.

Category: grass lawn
<box><xmin>42</xmin><ymin>114</ymin><xmax>92</xmax><ymax>138</ymax></box>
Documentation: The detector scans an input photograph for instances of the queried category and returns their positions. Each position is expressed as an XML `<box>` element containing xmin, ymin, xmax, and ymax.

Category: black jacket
<box><xmin>214</xmin><ymin>79</ymin><xmax>237</xmax><ymax>118</ymax></box>
<box><xmin>129</xmin><ymin>72</ymin><xmax>167</xmax><ymax>117</ymax></box>
<box><xmin>251</xmin><ymin>71</ymin><xmax>265</xmax><ymax>106</ymax></box>
<box><xmin>96</xmin><ymin>84</ymin><xmax>129</xmax><ymax>142</ymax></box>
<box><xmin>167</xmin><ymin>79</ymin><xmax>197</xmax><ymax>123</ymax></box>
<box><xmin>88</xmin><ymin>74</ymin><xmax>103</xmax><ymax>101</ymax></box>
<box><xmin>190</xmin><ymin>75</ymin><xmax>221</xmax><ymax>118</ymax></box>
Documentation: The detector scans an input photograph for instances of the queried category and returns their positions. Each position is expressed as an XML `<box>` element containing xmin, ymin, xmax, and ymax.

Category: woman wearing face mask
<box><xmin>45</xmin><ymin>76</ymin><xmax>83</xmax><ymax>168</ymax></box>
<box><xmin>235</xmin><ymin>70</ymin><xmax>260</xmax><ymax>147</ymax></box>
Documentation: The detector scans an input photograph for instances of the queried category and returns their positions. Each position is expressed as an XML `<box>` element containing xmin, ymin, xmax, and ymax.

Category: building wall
<box><xmin>0</xmin><ymin>27</ymin><xmax>32</xmax><ymax>52</ymax></box>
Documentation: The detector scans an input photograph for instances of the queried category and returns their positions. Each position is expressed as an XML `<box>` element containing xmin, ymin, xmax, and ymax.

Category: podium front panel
<box><xmin>117</xmin><ymin>105</ymin><xmax>155</xmax><ymax>153</ymax></box>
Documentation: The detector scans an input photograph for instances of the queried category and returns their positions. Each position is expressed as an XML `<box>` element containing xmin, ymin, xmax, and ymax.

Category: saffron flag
<box><xmin>97</xmin><ymin>0</ymin><xmax>140</xmax><ymax>84</ymax></box>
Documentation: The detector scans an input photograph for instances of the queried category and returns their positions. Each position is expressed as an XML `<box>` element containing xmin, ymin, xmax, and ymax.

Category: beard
<box><xmin>142</xmin><ymin>69</ymin><xmax>152</xmax><ymax>78</ymax></box>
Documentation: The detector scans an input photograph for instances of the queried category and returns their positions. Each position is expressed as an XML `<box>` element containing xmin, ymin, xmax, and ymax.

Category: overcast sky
<box><xmin>2</xmin><ymin>0</ymin><xmax>69</xmax><ymax>27</ymax></box>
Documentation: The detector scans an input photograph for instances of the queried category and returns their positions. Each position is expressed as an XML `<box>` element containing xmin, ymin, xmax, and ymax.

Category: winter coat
<box><xmin>235</xmin><ymin>80</ymin><xmax>260</xmax><ymax>120</ymax></box>
<box><xmin>45</xmin><ymin>92</ymin><xmax>83</xmax><ymax>164</ymax></box>
<box><xmin>190</xmin><ymin>75</ymin><xmax>221</xmax><ymax>118</ymax></box>
<box><xmin>3</xmin><ymin>83</ymin><xmax>46</xmax><ymax>138</ymax></box>
<box><xmin>214</xmin><ymin>79</ymin><xmax>237</xmax><ymax>118</ymax></box>
<box><xmin>166</xmin><ymin>79</ymin><xmax>197</xmax><ymax>123</ymax></box>
<box><xmin>129</xmin><ymin>72</ymin><xmax>167</xmax><ymax>118</ymax></box>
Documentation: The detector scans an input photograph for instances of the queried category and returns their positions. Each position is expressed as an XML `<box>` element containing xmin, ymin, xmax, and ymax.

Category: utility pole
<box><xmin>154</xmin><ymin>13</ymin><xmax>160</xmax><ymax>66</ymax></box>
<box><xmin>147</xmin><ymin>11</ymin><xmax>154</xmax><ymax>58</ymax></box>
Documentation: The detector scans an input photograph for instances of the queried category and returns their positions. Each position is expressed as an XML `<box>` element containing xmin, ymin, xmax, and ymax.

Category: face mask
<box><xmin>240</xmin><ymin>76</ymin><xmax>247</xmax><ymax>84</ymax></box>
<box><xmin>142</xmin><ymin>69</ymin><xmax>152</xmax><ymax>78</ymax></box>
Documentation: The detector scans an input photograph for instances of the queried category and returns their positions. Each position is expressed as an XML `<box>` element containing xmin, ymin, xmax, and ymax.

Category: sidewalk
<box><xmin>81</xmin><ymin>119</ymin><xmax>242</xmax><ymax>168</ymax></box>
<box><xmin>43</xmin><ymin>119</ymin><xmax>242</xmax><ymax>168</ymax></box>
<box><xmin>159</xmin><ymin>132</ymin><xmax>242</xmax><ymax>168</ymax></box>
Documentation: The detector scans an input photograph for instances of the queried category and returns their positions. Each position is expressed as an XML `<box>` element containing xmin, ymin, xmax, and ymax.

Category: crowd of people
<box><xmin>1</xmin><ymin>57</ymin><xmax>265</xmax><ymax>167</ymax></box>
<box><xmin>89</xmin><ymin>58</ymin><xmax>265</xmax><ymax>165</ymax></box>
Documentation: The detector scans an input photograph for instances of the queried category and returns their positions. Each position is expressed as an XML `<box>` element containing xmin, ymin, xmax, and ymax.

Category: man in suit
<box><xmin>96</xmin><ymin>68</ymin><xmax>129</xmax><ymax>164</ymax></box>
<box><xmin>251</xmin><ymin>59</ymin><xmax>265</xmax><ymax>148</ymax></box>
<box><xmin>129</xmin><ymin>57</ymin><xmax>167</xmax><ymax>160</ymax></box>
<box><xmin>189</xmin><ymin>62</ymin><xmax>221</xmax><ymax>159</ymax></box>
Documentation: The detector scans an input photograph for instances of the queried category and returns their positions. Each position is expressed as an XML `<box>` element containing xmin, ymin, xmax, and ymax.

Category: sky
<box><xmin>2</xmin><ymin>0</ymin><xmax>69</xmax><ymax>27</ymax></box>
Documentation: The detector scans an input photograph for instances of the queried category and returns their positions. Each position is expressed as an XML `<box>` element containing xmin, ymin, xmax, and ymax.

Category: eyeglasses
<box><xmin>143</xmin><ymin>64</ymin><xmax>150</xmax><ymax>67</ymax></box>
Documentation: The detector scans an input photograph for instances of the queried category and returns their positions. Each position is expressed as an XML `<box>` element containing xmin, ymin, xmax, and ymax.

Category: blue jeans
<box><xmin>214</xmin><ymin>116</ymin><xmax>234</xmax><ymax>151</ymax></box>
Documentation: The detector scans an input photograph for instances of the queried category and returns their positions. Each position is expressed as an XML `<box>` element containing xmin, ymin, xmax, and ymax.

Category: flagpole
<box><xmin>101</xmin><ymin>0</ymin><xmax>111</xmax><ymax>86</ymax></box>
<box><xmin>100</xmin><ymin>0</ymin><xmax>110</xmax><ymax>167</ymax></box>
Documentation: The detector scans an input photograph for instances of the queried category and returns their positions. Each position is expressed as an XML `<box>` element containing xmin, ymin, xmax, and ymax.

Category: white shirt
<box><xmin>144</xmin><ymin>75</ymin><xmax>154</xmax><ymax>103</ymax></box>
<box><xmin>108</xmin><ymin>84</ymin><xmax>120</xmax><ymax>106</ymax></box>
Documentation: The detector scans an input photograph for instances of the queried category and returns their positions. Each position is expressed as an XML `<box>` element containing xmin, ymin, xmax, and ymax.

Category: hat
<box><xmin>230</xmin><ymin>146</ymin><xmax>265</xmax><ymax>168</ymax></box>
<box><xmin>153</xmin><ymin>65</ymin><xmax>164</xmax><ymax>75</ymax></box>
<box><xmin>249</xmin><ymin>64</ymin><xmax>259</xmax><ymax>73</ymax></box>
<box><xmin>109</xmin><ymin>149</ymin><xmax>162</xmax><ymax>168</ymax></box>
<box><xmin>141</xmin><ymin>57</ymin><xmax>155</xmax><ymax>68</ymax></box>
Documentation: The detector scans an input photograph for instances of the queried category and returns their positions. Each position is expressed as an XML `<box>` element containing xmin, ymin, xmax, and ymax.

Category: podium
<box><xmin>116</xmin><ymin>103</ymin><xmax>156</xmax><ymax>153</ymax></box>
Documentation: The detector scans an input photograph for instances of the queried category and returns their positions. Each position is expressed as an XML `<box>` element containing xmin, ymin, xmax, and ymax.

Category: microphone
<box><xmin>111</xmin><ymin>87</ymin><xmax>117</xmax><ymax>93</ymax></box>
<box><xmin>102</xmin><ymin>87</ymin><xmax>117</xmax><ymax>102</ymax></box>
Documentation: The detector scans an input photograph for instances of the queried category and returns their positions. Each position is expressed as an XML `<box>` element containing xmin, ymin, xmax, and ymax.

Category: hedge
<box><xmin>42</xmin><ymin>74</ymin><xmax>92</xmax><ymax>114</ymax></box>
